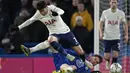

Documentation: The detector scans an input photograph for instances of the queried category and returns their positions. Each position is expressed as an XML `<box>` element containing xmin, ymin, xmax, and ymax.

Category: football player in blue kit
<box><xmin>52</xmin><ymin>49</ymin><xmax>103</xmax><ymax>73</ymax></box>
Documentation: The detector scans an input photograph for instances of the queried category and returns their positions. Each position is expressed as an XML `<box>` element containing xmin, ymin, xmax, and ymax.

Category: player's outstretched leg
<box><xmin>48</xmin><ymin>36</ymin><xmax>75</xmax><ymax>61</ymax></box>
<box><xmin>50</xmin><ymin>41</ymin><xmax>75</xmax><ymax>61</ymax></box>
<box><xmin>71</xmin><ymin>45</ymin><xmax>86</xmax><ymax>62</ymax></box>
<box><xmin>21</xmin><ymin>40</ymin><xmax>50</xmax><ymax>56</ymax></box>
<box><xmin>21</xmin><ymin>45</ymin><xmax>30</xmax><ymax>56</ymax></box>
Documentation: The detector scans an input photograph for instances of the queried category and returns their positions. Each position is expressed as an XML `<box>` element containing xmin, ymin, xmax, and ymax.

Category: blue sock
<box><xmin>50</xmin><ymin>41</ymin><xmax>68</xmax><ymax>56</ymax></box>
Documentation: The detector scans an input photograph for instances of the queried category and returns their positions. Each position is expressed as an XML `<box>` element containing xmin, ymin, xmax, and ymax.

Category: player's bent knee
<box><xmin>60</xmin><ymin>64</ymin><xmax>74</xmax><ymax>72</ymax></box>
<box><xmin>70</xmin><ymin>65</ymin><xmax>77</xmax><ymax>70</ymax></box>
<box><xmin>60</xmin><ymin>64</ymin><xmax>69</xmax><ymax>67</ymax></box>
<box><xmin>60</xmin><ymin>64</ymin><xmax>69</xmax><ymax>70</ymax></box>
<box><xmin>48</xmin><ymin>36</ymin><xmax>58</xmax><ymax>43</ymax></box>
<box><xmin>113</xmin><ymin>51</ymin><xmax>119</xmax><ymax>57</ymax></box>
<box><xmin>104</xmin><ymin>53</ymin><xmax>110</xmax><ymax>60</ymax></box>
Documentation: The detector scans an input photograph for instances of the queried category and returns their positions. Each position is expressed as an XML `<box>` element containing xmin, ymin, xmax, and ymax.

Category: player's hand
<box><xmin>85</xmin><ymin>60</ymin><xmax>93</xmax><ymax>69</ymax></box>
<box><xmin>51</xmin><ymin>10</ymin><xmax>58</xmax><ymax>16</ymax></box>
<box><xmin>124</xmin><ymin>35</ymin><xmax>128</xmax><ymax>43</ymax></box>
<box><xmin>99</xmin><ymin>33</ymin><xmax>103</xmax><ymax>40</ymax></box>
<box><xmin>9</xmin><ymin>26</ymin><xmax>19</xmax><ymax>33</ymax></box>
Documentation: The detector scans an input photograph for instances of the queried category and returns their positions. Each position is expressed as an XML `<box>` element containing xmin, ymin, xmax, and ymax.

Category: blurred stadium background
<box><xmin>0</xmin><ymin>0</ymin><xmax>129</xmax><ymax>73</ymax></box>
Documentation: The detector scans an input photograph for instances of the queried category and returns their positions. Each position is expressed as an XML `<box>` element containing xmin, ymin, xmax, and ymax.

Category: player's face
<box><xmin>110</xmin><ymin>0</ymin><xmax>117</xmax><ymax>9</ymax></box>
<box><xmin>90</xmin><ymin>56</ymin><xmax>100</xmax><ymax>66</ymax></box>
<box><xmin>40</xmin><ymin>7</ymin><xmax>48</xmax><ymax>15</ymax></box>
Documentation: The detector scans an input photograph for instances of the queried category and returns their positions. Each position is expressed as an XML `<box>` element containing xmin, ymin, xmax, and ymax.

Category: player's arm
<box><xmin>18</xmin><ymin>18</ymin><xmax>35</xmax><ymax>30</ymax></box>
<box><xmin>18</xmin><ymin>11</ymin><xmax>39</xmax><ymax>30</ymax></box>
<box><xmin>99</xmin><ymin>21</ymin><xmax>104</xmax><ymax>38</ymax></box>
<box><xmin>85</xmin><ymin>60</ymin><xmax>93</xmax><ymax>69</ymax></box>
<box><xmin>48</xmin><ymin>5</ymin><xmax>64</xmax><ymax>15</ymax></box>
<box><xmin>99</xmin><ymin>11</ymin><xmax>105</xmax><ymax>39</ymax></box>
<box><xmin>10</xmin><ymin>11</ymin><xmax>39</xmax><ymax>33</ymax></box>
<box><xmin>123</xmin><ymin>21</ymin><xmax>128</xmax><ymax>37</ymax></box>
<box><xmin>121</xmin><ymin>11</ymin><xmax>128</xmax><ymax>43</ymax></box>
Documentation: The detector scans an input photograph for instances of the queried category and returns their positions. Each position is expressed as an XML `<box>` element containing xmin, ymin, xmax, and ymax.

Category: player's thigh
<box><xmin>61</xmin><ymin>31</ymin><xmax>79</xmax><ymax>46</ymax></box>
<box><xmin>112</xmin><ymin>40</ymin><xmax>120</xmax><ymax>52</ymax></box>
<box><xmin>112</xmin><ymin>50</ymin><xmax>119</xmax><ymax>57</ymax></box>
<box><xmin>103</xmin><ymin>40</ymin><xmax>112</xmax><ymax>53</ymax></box>
<box><xmin>104</xmin><ymin>53</ymin><xmax>111</xmax><ymax>60</ymax></box>
<box><xmin>63</xmin><ymin>32</ymin><xmax>84</xmax><ymax>53</ymax></box>
<box><xmin>53</xmin><ymin>53</ymin><xmax>69</xmax><ymax>71</ymax></box>
<box><xmin>111</xmin><ymin>40</ymin><xmax>120</xmax><ymax>57</ymax></box>
<box><xmin>48</xmin><ymin>35</ymin><xmax>58</xmax><ymax>43</ymax></box>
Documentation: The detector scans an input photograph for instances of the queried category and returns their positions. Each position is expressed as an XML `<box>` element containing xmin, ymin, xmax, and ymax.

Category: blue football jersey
<box><xmin>52</xmin><ymin>49</ymin><xmax>91</xmax><ymax>73</ymax></box>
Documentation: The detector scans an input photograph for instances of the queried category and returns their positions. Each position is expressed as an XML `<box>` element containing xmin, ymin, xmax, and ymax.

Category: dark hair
<box><xmin>94</xmin><ymin>54</ymin><xmax>103</xmax><ymax>64</ymax></box>
<box><xmin>36</xmin><ymin>1</ymin><xmax>47</xmax><ymax>10</ymax></box>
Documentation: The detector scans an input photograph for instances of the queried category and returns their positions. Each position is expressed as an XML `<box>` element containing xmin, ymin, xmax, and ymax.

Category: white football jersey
<box><xmin>18</xmin><ymin>5</ymin><xmax>70</xmax><ymax>34</ymax></box>
<box><xmin>100</xmin><ymin>8</ymin><xmax>126</xmax><ymax>40</ymax></box>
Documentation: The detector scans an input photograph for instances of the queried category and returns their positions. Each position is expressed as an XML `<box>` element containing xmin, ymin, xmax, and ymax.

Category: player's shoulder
<box><xmin>117</xmin><ymin>9</ymin><xmax>125</xmax><ymax>14</ymax></box>
<box><xmin>102</xmin><ymin>8</ymin><xmax>110</xmax><ymax>14</ymax></box>
<box><xmin>103</xmin><ymin>8</ymin><xmax>110</xmax><ymax>11</ymax></box>
<box><xmin>33</xmin><ymin>10</ymin><xmax>41</xmax><ymax>16</ymax></box>
<box><xmin>35</xmin><ymin>10</ymin><xmax>40</xmax><ymax>14</ymax></box>
<box><xmin>117</xmin><ymin>8</ymin><xmax>124</xmax><ymax>12</ymax></box>
<box><xmin>29</xmin><ymin>10</ymin><xmax>41</xmax><ymax>20</ymax></box>
<box><xmin>34</xmin><ymin>10</ymin><xmax>43</xmax><ymax>18</ymax></box>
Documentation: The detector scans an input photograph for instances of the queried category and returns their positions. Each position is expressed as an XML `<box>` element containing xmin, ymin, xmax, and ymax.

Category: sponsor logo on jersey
<box><xmin>43</xmin><ymin>19</ymin><xmax>56</xmax><ymax>25</ymax></box>
<box><xmin>108</xmin><ymin>20</ymin><xmax>118</xmax><ymax>25</ymax></box>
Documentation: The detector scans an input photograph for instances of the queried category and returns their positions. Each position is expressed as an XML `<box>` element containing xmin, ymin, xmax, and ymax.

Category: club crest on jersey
<box><xmin>76</xmin><ymin>59</ymin><xmax>84</xmax><ymax>68</ymax></box>
<box><xmin>108</xmin><ymin>20</ymin><xmax>118</xmax><ymax>25</ymax></box>
<box><xmin>44</xmin><ymin>19</ymin><xmax>56</xmax><ymax>25</ymax></box>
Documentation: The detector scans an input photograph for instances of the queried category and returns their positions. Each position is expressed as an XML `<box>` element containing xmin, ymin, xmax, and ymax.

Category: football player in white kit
<box><xmin>99</xmin><ymin>0</ymin><xmax>128</xmax><ymax>69</ymax></box>
<box><xmin>10</xmin><ymin>1</ymin><xmax>86</xmax><ymax>62</ymax></box>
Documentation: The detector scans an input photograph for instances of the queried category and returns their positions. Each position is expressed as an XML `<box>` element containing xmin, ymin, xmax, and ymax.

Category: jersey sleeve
<box><xmin>100</xmin><ymin>11</ymin><xmax>105</xmax><ymax>22</ymax></box>
<box><xmin>18</xmin><ymin>11</ymin><xmax>39</xmax><ymax>29</ymax></box>
<box><xmin>121</xmin><ymin>11</ymin><xmax>126</xmax><ymax>23</ymax></box>
<box><xmin>48</xmin><ymin>5</ymin><xmax>64</xmax><ymax>15</ymax></box>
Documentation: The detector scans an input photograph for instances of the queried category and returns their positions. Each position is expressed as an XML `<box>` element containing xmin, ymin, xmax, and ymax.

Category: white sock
<box><xmin>30</xmin><ymin>40</ymin><xmax>50</xmax><ymax>53</ymax></box>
